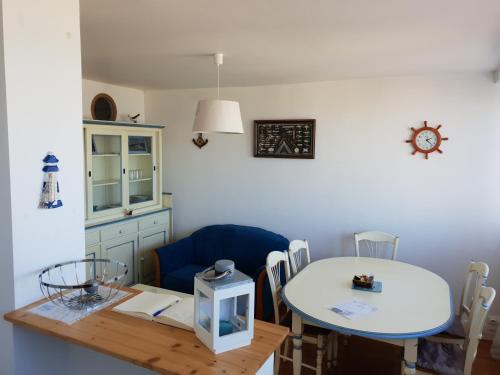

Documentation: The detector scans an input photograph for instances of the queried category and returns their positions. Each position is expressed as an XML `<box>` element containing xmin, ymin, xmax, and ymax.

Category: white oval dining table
<box><xmin>282</xmin><ymin>257</ymin><xmax>453</xmax><ymax>375</ymax></box>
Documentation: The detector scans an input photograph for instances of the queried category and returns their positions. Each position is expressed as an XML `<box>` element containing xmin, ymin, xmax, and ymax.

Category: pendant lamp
<box><xmin>192</xmin><ymin>53</ymin><xmax>243</xmax><ymax>148</ymax></box>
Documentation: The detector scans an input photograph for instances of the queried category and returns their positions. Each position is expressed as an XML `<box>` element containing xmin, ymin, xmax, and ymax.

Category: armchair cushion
<box><xmin>417</xmin><ymin>339</ymin><xmax>465</xmax><ymax>375</ymax></box>
<box><xmin>155</xmin><ymin>236</ymin><xmax>194</xmax><ymax>280</ymax></box>
<box><xmin>161</xmin><ymin>264</ymin><xmax>206</xmax><ymax>295</ymax></box>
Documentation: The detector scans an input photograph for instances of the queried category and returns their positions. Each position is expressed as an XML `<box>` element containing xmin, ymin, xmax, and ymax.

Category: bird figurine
<box><xmin>128</xmin><ymin>113</ymin><xmax>140</xmax><ymax>123</ymax></box>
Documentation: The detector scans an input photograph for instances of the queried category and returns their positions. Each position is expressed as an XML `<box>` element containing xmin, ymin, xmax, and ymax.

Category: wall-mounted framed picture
<box><xmin>254</xmin><ymin>119</ymin><xmax>315</xmax><ymax>159</ymax></box>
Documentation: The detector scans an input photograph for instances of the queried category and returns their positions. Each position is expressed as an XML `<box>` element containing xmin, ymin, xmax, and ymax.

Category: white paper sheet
<box><xmin>30</xmin><ymin>287</ymin><xmax>129</xmax><ymax>325</ymax></box>
<box><xmin>329</xmin><ymin>299</ymin><xmax>377</xmax><ymax>320</ymax></box>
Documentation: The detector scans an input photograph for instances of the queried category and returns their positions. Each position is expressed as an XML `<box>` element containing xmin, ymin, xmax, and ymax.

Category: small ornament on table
<box><xmin>39</xmin><ymin>152</ymin><xmax>63</xmax><ymax>209</ymax></box>
<box><xmin>352</xmin><ymin>274</ymin><xmax>374</xmax><ymax>289</ymax></box>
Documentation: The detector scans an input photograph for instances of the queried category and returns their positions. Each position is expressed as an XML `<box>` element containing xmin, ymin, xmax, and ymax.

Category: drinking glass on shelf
<box><xmin>138</xmin><ymin>169</ymin><xmax>143</xmax><ymax>180</ymax></box>
<box><xmin>129</xmin><ymin>170</ymin><xmax>133</xmax><ymax>181</ymax></box>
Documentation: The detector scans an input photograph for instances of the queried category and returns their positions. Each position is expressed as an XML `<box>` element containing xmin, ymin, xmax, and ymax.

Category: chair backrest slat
<box><xmin>354</xmin><ymin>231</ymin><xmax>399</xmax><ymax>260</ymax></box>
<box><xmin>288</xmin><ymin>239</ymin><xmax>311</xmax><ymax>276</ymax></box>
<box><xmin>266</xmin><ymin>251</ymin><xmax>291</xmax><ymax>325</ymax></box>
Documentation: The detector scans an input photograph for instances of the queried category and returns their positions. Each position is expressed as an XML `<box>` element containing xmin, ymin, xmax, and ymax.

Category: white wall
<box><xmin>0</xmin><ymin>1</ymin><xmax>15</xmax><ymax>372</ymax></box>
<box><xmin>0</xmin><ymin>0</ymin><xmax>85</xmax><ymax>373</ymax></box>
<box><xmin>82</xmin><ymin>78</ymin><xmax>145</xmax><ymax>122</ymax></box>
<box><xmin>3</xmin><ymin>0</ymin><xmax>85</xmax><ymax>308</ymax></box>
<box><xmin>145</xmin><ymin>73</ymin><xmax>500</xmax><ymax>314</ymax></box>
<box><xmin>0</xmin><ymin>6</ymin><xmax>156</xmax><ymax>372</ymax></box>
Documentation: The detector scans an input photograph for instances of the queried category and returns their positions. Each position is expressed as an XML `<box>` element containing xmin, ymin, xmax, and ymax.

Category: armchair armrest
<box><xmin>255</xmin><ymin>266</ymin><xmax>267</xmax><ymax>321</ymax></box>
<box><xmin>154</xmin><ymin>237</ymin><xmax>195</xmax><ymax>286</ymax></box>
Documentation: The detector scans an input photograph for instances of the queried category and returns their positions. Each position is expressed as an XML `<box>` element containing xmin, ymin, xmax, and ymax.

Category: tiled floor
<box><xmin>278</xmin><ymin>336</ymin><xmax>500</xmax><ymax>374</ymax></box>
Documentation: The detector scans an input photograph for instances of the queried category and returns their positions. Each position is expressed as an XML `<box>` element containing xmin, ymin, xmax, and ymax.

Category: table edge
<box><xmin>282</xmin><ymin>266</ymin><xmax>455</xmax><ymax>340</ymax></box>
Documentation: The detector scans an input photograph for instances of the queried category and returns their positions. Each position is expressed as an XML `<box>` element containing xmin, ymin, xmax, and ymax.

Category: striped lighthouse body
<box><xmin>39</xmin><ymin>152</ymin><xmax>63</xmax><ymax>209</ymax></box>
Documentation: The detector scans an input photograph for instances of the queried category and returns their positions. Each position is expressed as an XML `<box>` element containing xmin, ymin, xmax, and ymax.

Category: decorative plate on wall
<box><xmin>254</xmin><ymin>119</ymin><xmax>315</xmax><ymax>159</ymax></box>
<box><xmin>91</xmin><ymin>93</ymin><xmax>117</xmax><ymax>121</ymax></box>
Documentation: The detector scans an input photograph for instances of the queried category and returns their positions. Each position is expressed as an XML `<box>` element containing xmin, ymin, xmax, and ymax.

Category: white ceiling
<box><xmin>80</xmin><ymin>0</ymin><xmax>500</xmax><ymax>90</ymax></box>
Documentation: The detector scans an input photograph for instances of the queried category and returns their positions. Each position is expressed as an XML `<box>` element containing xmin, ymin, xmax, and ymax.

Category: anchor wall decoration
<box><xmin>193</xmin><ymin>133</ymin><xmax>208</xmax><ymax>149</ymax></box>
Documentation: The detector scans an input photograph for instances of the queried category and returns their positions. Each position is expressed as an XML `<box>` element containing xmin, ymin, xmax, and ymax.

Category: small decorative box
<box><xmin>352</xmin><ymin>274</ymin><xmax>374</xmax><ymax>289</ymax></box>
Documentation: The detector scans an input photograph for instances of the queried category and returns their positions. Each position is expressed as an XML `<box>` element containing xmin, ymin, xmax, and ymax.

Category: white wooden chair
<box><xmin>425</xmin><ymin>261</ymin><xmax>489</xmax><ymax>346</ymax></box>
<box><xmin>288</xmin><ymin>239</ymin><xmax>311</xmax><ymax>276</ymax></box>
<box><xmin>288</xmin><ymin>239</ymin><xmax>338</xmax><ymax>368</ymax></box>
<box><xmin>354</xmin><ymin>231</ymin><xmax>399</xmax><ymax>260</ymax></box>
<box><xmin>417</xmin><ymin>286</ymin><xmax>496</xmax><ymax>375</ymax></box>
<box><xmin>266</xmin><ymin>250</ymin><xmax>329</xmax><ymax>375</ymax></box>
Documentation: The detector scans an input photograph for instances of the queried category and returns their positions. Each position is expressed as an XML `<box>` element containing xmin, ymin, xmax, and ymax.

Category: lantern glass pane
<box><xmin>219</xmin><ymin>294</ymin><xmax>249</xmax><ymax>337</ymax></box>
<box><xmin>197</xmin><ymin>290</ymin><xmax>211</xmax><ymax>333</ymax></box>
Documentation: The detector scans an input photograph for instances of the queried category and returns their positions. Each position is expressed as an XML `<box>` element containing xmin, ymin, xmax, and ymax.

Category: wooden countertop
<box><xmin>4</xmin><ymin>288</ymin><xmax>288</xmax><ymax>375</ymax></box>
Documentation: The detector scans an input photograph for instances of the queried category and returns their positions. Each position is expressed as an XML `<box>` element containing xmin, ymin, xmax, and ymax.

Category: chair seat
<box><xmin>161</xmin><ymin>264</ymin><xmax>206</xmax><ymax>294</ymax></box>
<box><xmin>280</xmin><ymin>311</ymin><xmax>330</xmax><ymax>336</ymax></box>
<box><xmin>443</xmin><ymin>317</ymin><xmax>465</xmax><ymax>338</ymax></box>
<box><xmin>417</xmin><ymin>339</ymin><xmax>465</xmax><ymax>375</ymax></box>
<box><xmin>428</xmin><ymin>316</ymin><xmax>465</xmax><ymax>343</ymax></box>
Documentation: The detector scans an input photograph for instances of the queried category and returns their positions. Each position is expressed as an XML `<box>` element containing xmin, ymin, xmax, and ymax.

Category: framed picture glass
<box><xmin>254</xmin><ymin>119</ymin><xmax>315</xmax><ymax>159</ymax></box>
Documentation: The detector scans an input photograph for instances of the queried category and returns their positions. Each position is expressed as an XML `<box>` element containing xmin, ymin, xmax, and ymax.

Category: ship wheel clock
<box><xmin>406</xmin><ymin>121</ymin><xmax>448</xmax><ymax>159</ymax></box>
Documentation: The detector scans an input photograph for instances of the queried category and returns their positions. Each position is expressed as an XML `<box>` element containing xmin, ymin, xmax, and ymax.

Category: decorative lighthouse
<box><xmin>39</xmin><ymin>152</ymin><xmax>63</xmax><ymax>209</ymax></box>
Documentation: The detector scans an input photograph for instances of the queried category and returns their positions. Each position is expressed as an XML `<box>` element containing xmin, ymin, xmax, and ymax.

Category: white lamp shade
<box><xmin>193</xmin><ymin>99</ymin><xmax>244</xmax><ymax>134</ymax></box>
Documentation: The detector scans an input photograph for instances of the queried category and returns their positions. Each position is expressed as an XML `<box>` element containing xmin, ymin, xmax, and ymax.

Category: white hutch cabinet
<box><xmin>83</xmin><ymin>120</ymin><xmax>171</xmax><ymax>285</ymax></box>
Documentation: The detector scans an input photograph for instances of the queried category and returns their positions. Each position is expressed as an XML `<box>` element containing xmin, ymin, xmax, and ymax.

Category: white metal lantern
<box><xmin>194</xmin><ymin>260</ymin><xmax>255</xmax><ymax>354</ymax></box>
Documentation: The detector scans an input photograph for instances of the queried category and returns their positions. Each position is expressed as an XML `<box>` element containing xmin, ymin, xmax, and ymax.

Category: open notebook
<box><xmin>112</xmin><ymin>291</ymin><xmax>194</xmax><ymax>331</ymax></box>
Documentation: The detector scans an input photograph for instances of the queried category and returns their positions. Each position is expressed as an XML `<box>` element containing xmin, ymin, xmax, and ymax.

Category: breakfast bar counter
<box><xmin>4</xmin><ymin>287</ymin><xmax>288</xmax><ymax>375</ymax></box>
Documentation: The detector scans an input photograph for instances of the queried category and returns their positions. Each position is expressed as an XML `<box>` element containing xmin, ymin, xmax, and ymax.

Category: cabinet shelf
<box><xmin>129</xmin><ymin>153</ymin><xmax>151</xmax><ymax>156</ymax></box>
<box><xmin>93</xmin><ymin>179</ymin><xmax>121</xmax><ymax>187</ymax></box>
<box><xmin>94</xmin><ymin>203</ymin><xmax>121</xmax><ymax>212</ymax></box>
<box><xmin>129</xmin><ymin>178</ymin><xmax>153</xmax><ymax>183</ymax></box>
<box><xmin>92</xmin><ymin>153</ymin><xmax>120</xmax><ymax>157</ymax></box>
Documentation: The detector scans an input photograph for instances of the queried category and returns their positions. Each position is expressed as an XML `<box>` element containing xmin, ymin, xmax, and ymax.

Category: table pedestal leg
<box><xmin>292</xmin><ymin>312</ymin><xmax>303</xmax><ymax>375</ymax></box>
<box><xmin>402</xmin><ymin>339</ymin><xmax>417</xmax><ymax>375</ymax></box>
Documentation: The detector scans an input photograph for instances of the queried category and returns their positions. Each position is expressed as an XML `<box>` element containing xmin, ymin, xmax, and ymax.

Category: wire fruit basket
<box><xmin>39</xmin><ymin>258</ymin><xmax>128</xmax><ymax>310</ymax></box>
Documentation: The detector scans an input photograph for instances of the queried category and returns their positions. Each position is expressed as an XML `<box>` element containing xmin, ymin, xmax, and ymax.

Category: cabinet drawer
<box><xmin>138</xmin><ymin>213</ymin><xmax>168</xmax><ymax>231</ymax></box>
<box><xmin>100</xmin><ymin>221</ymin><xmax>138</xmax><ymax>242</ymax></box>
<box><xmin>85</xmin><ymin>230</ymin><xmax>100</xmax><ymax>246</ymax></box>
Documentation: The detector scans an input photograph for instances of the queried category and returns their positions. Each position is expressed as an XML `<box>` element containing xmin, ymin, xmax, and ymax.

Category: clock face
<box><xmin>406</xmin><ymin>121</ymin><xmax>448</xmax><ymax>159</ymax></box>
<box><xmin>415</xmin><ymin>129</ymin><xmax>438</xmax><ymax>151</ymax></box>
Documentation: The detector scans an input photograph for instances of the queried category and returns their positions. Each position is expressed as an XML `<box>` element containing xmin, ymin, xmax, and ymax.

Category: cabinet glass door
<box><xmin>91</xmin><ymin>134</ymin><xmax>123</xmax><ymax>214</ymax></box>
<box><xmin>128</xmin><ymin>135</ymin><xmax>154</xmax><ymax>207</ymax></box>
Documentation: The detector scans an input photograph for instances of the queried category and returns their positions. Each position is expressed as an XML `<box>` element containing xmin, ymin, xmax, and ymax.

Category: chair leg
<box><xmin>333</xmin><ymin>331</ymin><xmax>339</xmax><ymax>367</ymax></box>
<box><xmin>274</xmin><ymin>349</ymin><xmax>280</xmax><ymax>375</ymax></box>
<box><xmin>327</xmin><ymin>333</ymin><xmax>333</xmax><ymax>369</ymax></box>
<box><xmin>316</xmin><ymin>334</ymin><xmax>324</xmax><ymax>375</ymax></box>
<box><xmin>283</xmin><ymin>336</ymin><xmax>290</xmax><ymax>358</ymax></box>
<box><xmin>464</xmin><ymin>337</ymin><xmax>478</xmax><ymax>375</ymax></box>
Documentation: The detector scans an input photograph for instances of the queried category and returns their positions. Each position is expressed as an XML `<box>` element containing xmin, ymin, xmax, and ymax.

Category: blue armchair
<box><xmin>154</xmin><ymin>224</ymin><xmax>289</xmax><ymax>321</ymax></box>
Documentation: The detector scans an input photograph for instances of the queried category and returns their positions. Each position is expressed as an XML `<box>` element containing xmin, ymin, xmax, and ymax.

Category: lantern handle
<box><xmin>200</xmin><ymin>265</ymin><xmax>233</xmax><ymax>281</ymax></box>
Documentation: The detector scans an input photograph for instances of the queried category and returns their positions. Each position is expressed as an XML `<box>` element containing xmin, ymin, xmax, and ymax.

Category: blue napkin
<box><xmin>352</xmin><ymin>281</ymin><xmax>382</xmax><ymax>293</ymax></box>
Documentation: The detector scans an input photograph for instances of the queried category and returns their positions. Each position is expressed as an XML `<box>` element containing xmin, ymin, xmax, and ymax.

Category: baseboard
<box><xmin>483</xmin><ymin>314</ymin><xmax>499</xmax><ymax>340</ymax></box>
